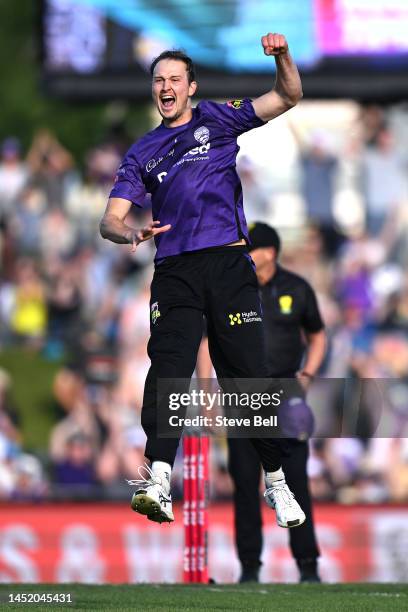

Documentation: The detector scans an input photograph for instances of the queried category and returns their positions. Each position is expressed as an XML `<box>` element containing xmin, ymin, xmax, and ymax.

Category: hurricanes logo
<box><xmin>279</xmin><ymin>295</ymin><xmax>293</xmax><ymax>314</ymax></box>
<box><xmin>151</xmin><ymin>301</ymin><xmax>161</xmax><ymax>325</ymax></box>
<box><xmin>227</xmin><ymin>99</ymin><xmax>243</xmax><ymax>109</ymax></box>
<box><xmin>229</xmin><ymin>313</ymin><xmax>242</xmax><ymax>326</ymax></box>
<box><xmin>194</xmin><ymin>126</ymin><xmax>210</xmax><ymax>145</ymax></box>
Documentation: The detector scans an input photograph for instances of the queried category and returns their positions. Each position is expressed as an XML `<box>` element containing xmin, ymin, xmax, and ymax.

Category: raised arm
<box><xmin>100</xmin><ymin>197</ymin><xmax>171</xmax><ymax>252</ymax></box>
<box><xmin>252</xmin><ymin>33</ymin><xmax>303</xmax><ymax>123</ymax></box>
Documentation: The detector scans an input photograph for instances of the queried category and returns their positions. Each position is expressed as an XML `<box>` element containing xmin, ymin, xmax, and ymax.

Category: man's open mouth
<box><xmin>160</xmin><ymin>95</ymin><xmax>175</xmax><ymax>110</ymax></box>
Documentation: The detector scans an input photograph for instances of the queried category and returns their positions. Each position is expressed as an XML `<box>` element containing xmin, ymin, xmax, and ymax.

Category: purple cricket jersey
<box><xmin>109</xmin><ymin>99</ymin><xmax>265</xmax><ymax>260</ymax></box>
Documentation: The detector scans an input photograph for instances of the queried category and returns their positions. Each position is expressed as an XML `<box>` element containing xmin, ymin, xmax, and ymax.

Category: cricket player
<box><xmin>100</xmin><ymin>33</ymin><xmax>305</xmax><ymax>527</ymax></box>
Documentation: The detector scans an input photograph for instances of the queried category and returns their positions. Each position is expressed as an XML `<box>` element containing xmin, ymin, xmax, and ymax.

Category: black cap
<box><xmin>248</xmin><ymin>222</ymin><xmax>281</xmax><ymax>254</ymax></box>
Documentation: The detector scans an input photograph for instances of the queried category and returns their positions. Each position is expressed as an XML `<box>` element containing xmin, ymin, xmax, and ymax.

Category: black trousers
<box><xmin>141</xmin><ymin>246</ymin><xmax>282</xmax><ymax>470</ymax></box>
<box><xmin>228</xmin><ymin>436</ymin><xmax>320</xmax><ymax>566</ymax></box>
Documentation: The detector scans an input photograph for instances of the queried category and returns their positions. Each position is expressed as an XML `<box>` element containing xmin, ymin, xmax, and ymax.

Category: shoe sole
<box><xmin>278</xmin><ymin>516</ymin><xmax>306</xmax><ymax>529</ymax></box>
<box><xmin>131</xmin><ymin>492</ymin><xmax>174</xmax><ymax>523</ymax></box>
<box><xmin>147</xmin><ymin>511</ymin><xmax>174</xmax><ymax>524</ymax></box>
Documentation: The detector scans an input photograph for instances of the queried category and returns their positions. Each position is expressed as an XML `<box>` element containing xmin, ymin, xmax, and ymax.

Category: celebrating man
<box><xmin>100</xmin><ymin>34</ymin><xmax>305</xmax><ymax>527</ymax></box>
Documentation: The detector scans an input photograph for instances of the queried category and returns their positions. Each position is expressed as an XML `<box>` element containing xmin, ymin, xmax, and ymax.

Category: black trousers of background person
<box><xmin>141</xmin><ymin>245</ymin><xmax>282</xmax><ymax>471</ymax></box>
<box><xmin>227</xmin><ymin>436</ymin><xmax>320</xmax><ymax>567</ymax></box>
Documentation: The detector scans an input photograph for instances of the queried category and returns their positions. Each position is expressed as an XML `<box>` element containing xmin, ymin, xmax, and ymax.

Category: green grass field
<box><xmin>0</xmin><ymin>583</ymin><xmax>407</xmax><ymax>612</ymax></box>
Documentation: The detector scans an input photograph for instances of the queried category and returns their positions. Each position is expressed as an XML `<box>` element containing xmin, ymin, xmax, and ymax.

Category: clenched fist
<box><xmin>261</xmin><ymin>33</ymin><xmax>289</xmax><ymax>56</ymax></box>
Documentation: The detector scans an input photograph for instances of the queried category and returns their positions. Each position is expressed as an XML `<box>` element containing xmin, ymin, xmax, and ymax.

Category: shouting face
<box><xmin>152</xmin><ymin>59</ymin><xmax>197</xmax><ymax>127</ymax></box>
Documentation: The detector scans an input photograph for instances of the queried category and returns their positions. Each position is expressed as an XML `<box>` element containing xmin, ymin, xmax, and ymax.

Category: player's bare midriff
<box><xmin>225</xmin><ymin>239</ymin><xmax>247</xmax><ymax>247</ymax></box>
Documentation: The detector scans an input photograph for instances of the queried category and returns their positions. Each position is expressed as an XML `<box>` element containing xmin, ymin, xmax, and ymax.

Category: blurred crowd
<box><xmin>0</xmin><ymin>101</ymin><xmax>408</xmax><ymax>504</ymax></box>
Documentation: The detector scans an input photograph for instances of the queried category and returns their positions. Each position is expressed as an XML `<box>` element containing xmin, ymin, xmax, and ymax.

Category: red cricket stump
<box><xmin>183</xmin><ymin>435</ymin><xmax>192</xmax><ymax>583</ymax></box>
<box><xmin>198</xmin><ymin>435</ymin><xmax>209</xmax><ymax>583</ymax></box>
<box><xmin>183</xmin><ymin>434</ymin><xmax>209</xmax><ymax>583</ymax></box>
<box><xmin>190</xmin><ymin>436</ymin><xmax>199</xmax><ymax>582</ymax></box>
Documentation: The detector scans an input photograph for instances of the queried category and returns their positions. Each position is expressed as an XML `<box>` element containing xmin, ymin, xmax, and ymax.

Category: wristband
<box><xmin>299</xmin><ymin>371</ymin><xmax>314</xmax><ymax>380</ymax></box>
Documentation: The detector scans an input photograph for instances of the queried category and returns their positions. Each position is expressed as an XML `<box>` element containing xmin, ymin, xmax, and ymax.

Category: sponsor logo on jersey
<box><xmin>194</xmin><ymin>126</ymin><xmax>210</xmax><ymax>145</ymax></box>
<box><xmin>229</xmin><ymin>313</ymin><xmax>242</xmax><ymax>326</ymax></box>
<box><xmin>155</xmin><ymin>138</ymin><xmax>211</xmax><ymax>182</ymax></box>
<box><xmin>279</xmin><ymin>295</ymin><xmax>293</xmax><ymax>314</ymax></box>
<box><xmin>146</xmin><ymin>157</ymin><xmax>163</xmax><ymax>172</ymax></box>
<box><xmin>229</xmin><ymin>311</ymin><xmax>262</xmax><ymax>325</ymax></box>
<box><xmin>227</xmin><ymin>99</ymin><xmax>244</xmax><ymax>109</ymax></box>
<box><xmin>183</xmin><ymin>142</ymin><xmax>211</xmax><ymax>157</ymax></box>
<box><xmin>151</xmin><ymin>301</ymin><xmax>161</xmax><ymax>324</ymax></box>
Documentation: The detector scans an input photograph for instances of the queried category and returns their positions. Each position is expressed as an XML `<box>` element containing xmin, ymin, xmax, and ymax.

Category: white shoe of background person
<box><xmin>127</xmin><ymin>464</ymin><xmax>174</xmax><ymax>524</ymax></box>
<box><xmin>264</xmin><ymin>478</ymin><xmax>306</xmax><ymax>528</ymax></box>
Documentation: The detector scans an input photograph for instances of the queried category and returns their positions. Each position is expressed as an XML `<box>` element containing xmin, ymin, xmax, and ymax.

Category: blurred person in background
<box><xmin>52</xmin><ymin>431</ymin><xmax>98</xmax><ymax>499</ymax></box>
<box><xmin>65</xmin><ymin>144</ymin><xmax>121</xmax><ymax>244</ymax></box>
<box><xmin>198</xmin><ymin>223</ymin><xmax>326</xmax><ymax>583</ymax></box>
<box><xmin>380</xmin><ymin>288</ymin><xmax>408</xmax><ymax>334</ymax></box>
<box><xmin>39</xmin><ymin>208</ymin><xmax>78</xmax><ymax>259</ymax></box>
<box><xmin>362</xmin><ymin>126</ymin><xmax>407</xmax><ymax>237</ymax></box>
<box><xmin>234</xmin><ymin>223</ymin><xmax>325</xmax><ymax>582</ymax></box>
<box><xmin>9</xmin><ymin>185</ymin><xmax>47</xmax><ymax>255</ymax></box>
<box><xmin>360</xmin><ymin>105</ymin><xmax>385</xmax><ymax>147</ymax></box>
<box><xmin>100</xmin><ymin>33</ymin><xmax>308</xmax><ymax>529</ymax></box>
<box><xmin>45</xmin><ymin>256</ymin><xmax>83</xmax><ymax>356</ymax></box>
<box><xmin>49</xmin><ymin>364</ymin><xmax>101</xmax><ymax>470</ymax></box>
<box><xmin>0</xmin><ymin>370</ymin><xmax>47</xmax><ymax>502</ymax></box>
<box><xmin>0</xmin><ymin>369</ymin><xmax>21</xmax><ymax>499</ymax></box>
<box><xmin>11</xmin><ymin>453</ymin><xmax>48</xmax><ymax>502</ymax></box>
<box><xmin>96</xmin><ymin>414</ymin><xmax>146</xmax><ymax>497</ymax></box>
<box><xmin>0</xmin><ymin>138</ymin><xmax>28</xmax><ymax>223</ymax></box>
<box><xmin>290</xmin><ymin>125</ymin><xmax>344</xmax><ymax>258</ymax></box>
<box><xmin>0</xmin><ymin>368</ymin><xmax>21</xmax><ymax>450</ymax></box>
<box><xmin>237</xmin><ymin>155</ymin><xmax>269</xmax><ymax>222</ymax></box>
<box><xmin>26</xmin><ymin>129</ymin><xmax>75</xmax><ymax>209</ymax></box>
<box><xmin>8</xmin><ymin>258</ymin><xmax>47</xmax><ymax>346</ymax></box>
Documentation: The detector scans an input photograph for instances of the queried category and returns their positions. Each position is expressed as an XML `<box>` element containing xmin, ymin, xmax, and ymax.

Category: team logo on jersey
<box><xmin>151</xmin><ymin>301</ymin><xmax>161</xmax><ymax>325</ymax></box>
<box><xmin>194</xmin><ymin>126</ymin><xmax>210</xmax><ymax>145</ymax></box>
<box><xmin>227</xmin><ymin>99</ymin><xmax>244</xmax><ymax>109</ymax></box>
<box><xmin>279</xmin><ymin>295</ymin><xmax>293</xmax><ymax>314</ymax></box>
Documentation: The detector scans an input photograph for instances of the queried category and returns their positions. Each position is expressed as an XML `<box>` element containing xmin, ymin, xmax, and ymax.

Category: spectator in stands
<box><xmin>9</xmin><ymin>185</ymin><xmax>47</xmax><ymax>255</ymax></box>
<box><xmin>9</xmin><ymin>258</ymin><xmax>47</xmax><ymax>344</ymax></box>
<box><xmin>291</xmin><ymin>126</ymin><xmax>344</xmax><ymax>257</ymax></box>
<box><xmin>53</xmin><ymin>431</ymin><xmax>98</xmax><ymax>498</ymax></box>
<box><xmin>1</xmin><ymin>103</ymin><xmax>408</xmax><ymax>505</ymax></box>
<box><xmin>0</xmin><ymin>137</ymin><xmax>28</xmax><ymax>222</ymax></box>
<box><xmin>26</xmin><ymin>129</ymin><xmax>75</xmax><ymax>209</ymax></box>
<box><xmin>362</xmin><ymin>127</ymin><xmax>407</xmax><ymax>236</ymax></box>
<box><xmin>11</xmin><ymin>453</ymin><xmax>48</xmax><ymax>501</ymax></box>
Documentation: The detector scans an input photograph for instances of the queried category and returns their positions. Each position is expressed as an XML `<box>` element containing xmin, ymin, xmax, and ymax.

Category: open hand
<box><xmin>261</xmin><ymin>33</ymin><xmax>289</xmax><ymax>56</ymax></box>
<box><xmin>127</xmin><ymin>220</ymin><xmax>171</xmax><ymax>252</ymax></box>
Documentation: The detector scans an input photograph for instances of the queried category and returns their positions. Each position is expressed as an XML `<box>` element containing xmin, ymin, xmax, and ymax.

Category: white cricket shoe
<box><xmin>264</xmin><ymin>479</ymin><xmax>306</xmax><ymax>528</ymax></box>
<box><xmin>127</xmin><ymin>465</ymin><xmax>174</xmax><ymax>524</ymax></box>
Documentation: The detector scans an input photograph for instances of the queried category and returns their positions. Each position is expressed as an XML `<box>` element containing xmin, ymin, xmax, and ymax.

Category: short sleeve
<box><xmin>109</xmin><ymin>147</ymin><xmax>146</xmax><ymax>206</ymax></box>
<box><xmin>300</xmin><ymin>283</ymin><xmax>324</xmax><ymax>333</ymax></box>
<box><xmin>199</xmin><ymin>99</ymin><xmax>266</xmax><ymax>138</ymax></box>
